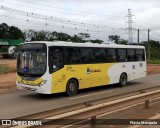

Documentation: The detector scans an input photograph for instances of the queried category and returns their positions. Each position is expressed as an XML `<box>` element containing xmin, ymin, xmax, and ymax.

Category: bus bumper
<box><xmin>16</xmin><ymin>81</ymin><xmax>51</xmax><ymax>94</ymax></box>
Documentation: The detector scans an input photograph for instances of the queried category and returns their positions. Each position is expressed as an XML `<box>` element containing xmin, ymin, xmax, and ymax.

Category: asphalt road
<box><xmin>0</xmin><ymin>74</ymin><xmax>160</xmax><ymax>119</ymax></box>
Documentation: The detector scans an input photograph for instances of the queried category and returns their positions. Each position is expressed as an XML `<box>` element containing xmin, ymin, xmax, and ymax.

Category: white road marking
<box><xmin>70</xmin><ymin>90</ymin><xmax>113</xmax><ymax>100</ymax></box>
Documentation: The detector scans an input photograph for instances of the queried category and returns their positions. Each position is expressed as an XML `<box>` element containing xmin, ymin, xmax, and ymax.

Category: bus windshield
<box><xmin>17</xmin><ymin>43</ymin><xmax>47</xmax><ymax>77</ymax></box>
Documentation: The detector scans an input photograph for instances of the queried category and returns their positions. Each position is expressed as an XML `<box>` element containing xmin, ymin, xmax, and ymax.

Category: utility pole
<box><xmin>126</xmin><ymin>9</ymin><xmax>134</xmax><ymax>44</ymax></box>
<box><xmin>138</xmin><ymin>29</ymin><xmax>139</xmax><ymax>45</ymax></box>
<box><xmin>148</xmin><ymin>29</ymin><xmax>151</xmax><ymax>59</ymax></box>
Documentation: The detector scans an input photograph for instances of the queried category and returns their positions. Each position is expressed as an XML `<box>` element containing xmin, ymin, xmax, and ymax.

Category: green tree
<box><xmin>23</xmin><ymin>29</ymin><xmax>36</xmax><ymax>42</ymax></box>
<box><xmin>70</xmin><ymin>35</ymin><xmax>82</xmax><ymax>42</ymax></box>
<box><xmin>48</xmin><ymin>31</ymin><xmax>58</xmax><ymax>41</ymax></box>
<box><xmin>33</xmin><ymin>31</ymin><xmax>49</xmax><ymax>41</ymax></box>
<box><xmin>0</xmin><ymin>23</ymin><xmax>23</xmax><ymax>39</ymax></box>
<box><xmin>119</xmin><ymin>39</ymin><xmax>128</xmax><ymax>45</ymax></box>
<box><xmin>56</xmin><ymin>32</ymin><xmax>71</xmax><ymax>41</ymax></box>
<box><xmin>23</xmin><ymin>29</ymin><xmax>105</xmax><ymax>44</ymax></box>
<box><xmin>109</xmin><ymin>35</ymin><xmax>128</xmax><ymax>45</ymax></box>
<box><xmin>141</xmin><ymin>40</ymin><xmax>160</xmax><ymax>60</ymax></box>
<box><xmin>78</xmin><ymin>33</ymin><xmax>90</xmax><ymax>41</ymax></box>
<box><xmin>24</xmin><ymin>30</ymin><xmax>71</xmax><ymax>42</ymax></box>
<box><xmin>90</xmin><ymin>39</ymin><xmax>103</xmax><ymax>44</ymax></box>
<box><xmin>9</xmin><ymin>26</ymin><xmax>24</xmax><ymax>39</ymax></box>
<box><xmin>0</xmin><ymin>23</ymin><xmax>10</xmax><ymax>39</ymax></box>
<box><xmin>108</xmin><ymin>35</ymin><xmax>120</xmax><ymax>44</ymax></box>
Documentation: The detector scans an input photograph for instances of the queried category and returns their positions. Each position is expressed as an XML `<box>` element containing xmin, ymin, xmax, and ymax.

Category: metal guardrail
<box><xmin>11</xmin><ymin>88</ymin><xmax>160</xmax><ymax>128</ymax></box>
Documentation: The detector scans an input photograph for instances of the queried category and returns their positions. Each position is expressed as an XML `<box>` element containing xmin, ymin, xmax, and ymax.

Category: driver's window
<box><xmin>49</xmin><ymin>47</ymin><xmax>64</xmax><ymax>73</ymax></box>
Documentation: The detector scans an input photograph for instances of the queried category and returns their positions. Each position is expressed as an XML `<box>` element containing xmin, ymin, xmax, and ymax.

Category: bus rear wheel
<box><xmin>66</xmin><ymin>79</ymin><xmax>78</xmax><ymax>96</ymax></box>
<box><xmin>119</xmin><ymin>73</ymin><xmax>127</xmax><ymax>87</ymax></box>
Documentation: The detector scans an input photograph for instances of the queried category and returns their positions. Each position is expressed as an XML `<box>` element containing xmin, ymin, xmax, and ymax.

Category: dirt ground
<box><xmin>147</xmin><ymin>64</ymin><xmax>160</xmax><ymax>75</ymax></box>
<box><xmin>0</xmin><ymin>59</ymin><xmax>16</xmax><ymax>69</ymax></box>
<box><xmin>0</xmin><ymin>59</ymin><xmax>17</xmax><ymax>92</ymax></box>
<box><xmin>0</xmin><ymin>59</ymin><xmax>160</xmax><ymax>92</ymax></box>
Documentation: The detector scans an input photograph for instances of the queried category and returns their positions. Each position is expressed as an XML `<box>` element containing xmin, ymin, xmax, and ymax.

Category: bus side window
<box><xmin>117</xmin><ymin>49</ymin><xmax>127</xmax><ymax>62</ymax></box>
<box><xmin>80</xmin><ymin>48</ymin><xmax>94</xmax><ymax>64</ymax></box>
<box><xmin>49</xmin><ymin>47</ymin><xmax>64</xmax><ymax>73</ymax></box>
<box><xmin>94</xmin><ymin>48</ymin><xmax>106</xmax><ymax>63</ymax></box>
<box><xmin>107</xmin><ymin>49</ymin><xmax>117</xmax><ymax>62</ymax></box>
<box><xmin>136</xmin><ymin>49</ymin><xmax>145</xmax><ymax>61</ymax></box>
<box><xmin>66</xmin><ymin>47</ymin><xmax>80</xmax><ymax>64</ymax></box>
<box><xmin>127</xmin><ymin>49</ymin><xmax>136</xmax><ymax>62</ymax></box>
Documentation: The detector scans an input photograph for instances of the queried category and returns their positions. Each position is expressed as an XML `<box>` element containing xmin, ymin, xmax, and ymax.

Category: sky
<box><xmin>0</xmin><ymin>0</ymin><xmax>160</xmax><ymax>43</ymax></box>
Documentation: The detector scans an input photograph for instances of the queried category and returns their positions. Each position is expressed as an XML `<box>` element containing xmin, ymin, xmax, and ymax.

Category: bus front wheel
<box><xmin>119</xmin><ymin>73</ymin><xmax>127</xmax><ymax>87</ymax></box>
<box><xmin>66</xmin><ymin>79</ymin><xmax>78</xmax><ymax>96</ymax></box>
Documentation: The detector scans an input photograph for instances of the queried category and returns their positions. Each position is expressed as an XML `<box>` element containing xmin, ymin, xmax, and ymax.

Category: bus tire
<box><xmin>66</xmin><ymin>79</ymin><xmax>78</xmax><ymax>96</ymax></box>
<box><xmin>119</xmin><ymin>73</ymin><xmax>127</xmax><ymax>87</ymax></box>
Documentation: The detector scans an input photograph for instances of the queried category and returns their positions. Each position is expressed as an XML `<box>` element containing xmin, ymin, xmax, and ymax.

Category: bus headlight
<box><xmin>38</xmin><ymin>80</ymin><xmax>47</xmax><ymax>87</ymax></box>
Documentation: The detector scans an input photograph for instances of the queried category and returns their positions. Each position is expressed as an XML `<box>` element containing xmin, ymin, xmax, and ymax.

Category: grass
<box><xmin>147</xmin><ymin>59</ymin><xmax>160</xmax><ymax>64</ymax></box>
<box><xmin>0</xmin><ymin>64</ymin><xmax>13</xmax><ymax>74</ymax></box>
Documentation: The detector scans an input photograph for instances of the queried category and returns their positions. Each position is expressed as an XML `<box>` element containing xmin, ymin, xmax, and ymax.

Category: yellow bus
<box><xmin>16</xmin><ymin>41</ymin><xmax>146</xmax><ymax>96</ymax></box>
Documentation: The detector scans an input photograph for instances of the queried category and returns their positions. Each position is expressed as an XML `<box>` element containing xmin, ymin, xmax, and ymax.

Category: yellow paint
<box><xmin>17</xmin><ymin>75</ymin><xmax>43</xmax><ymax>86</ymax></box>
<box><xmin>51</xmin><ymin>63</ymin><xmax>114</xmax><ymax>93</ymax></box>
<box><xmin>17</xmin><ymin>63</ymin><xmax>114</xmax><ymax>94</ymax></box>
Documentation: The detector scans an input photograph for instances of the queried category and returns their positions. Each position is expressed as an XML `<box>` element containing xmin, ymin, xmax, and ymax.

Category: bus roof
<box><xmin>24</xmin><ymin>41</ymin><xmax>145</xmax><ymax>49</ymax></box>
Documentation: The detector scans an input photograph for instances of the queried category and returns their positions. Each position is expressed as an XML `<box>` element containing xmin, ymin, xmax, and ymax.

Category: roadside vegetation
<box><xmin>0</xmin><ymin>64</ymin><xmax>14</xmax><ymax>74</ymax></box>
<box><xmin>147</xmin><ymin>59</ymin><xmax>160</xmax><ymax>64</ymax></box>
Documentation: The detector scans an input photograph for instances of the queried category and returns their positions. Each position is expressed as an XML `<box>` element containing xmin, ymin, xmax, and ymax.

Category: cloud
<box><xmin>0</xmin><ymin>0</ymin><xmax>160</xmax><ymax>42</ymax></box>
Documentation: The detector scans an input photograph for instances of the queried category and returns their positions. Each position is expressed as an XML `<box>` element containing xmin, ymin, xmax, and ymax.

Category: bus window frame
<box><xmin>117</xmin><ymin>48</ymin><xmax>127</xmax><ymax>62</ymax></box>
<box><xmin>127</xmin><ymin>49</ymin><xmax>136</xmax><ymax>62</ymax></box>
<box><xmin>135</xmin><ymin>49</ymin><xmax>145</xmax><ymax>61</ymax></box>
<box><xmin>107</xmin><ymin>48</ymin><xmax>117</xmax><ymax>63</ymax></box>
<box><xmin>48</xmin><ymin>46</ymin><xmax>146</xmax><ymax>69</ymax></box>
<box><xmin>49</xmin><ymin>46</ymin><xmax>65</xmax><ymax>74</ymax></box>
<box><xmin>94</xmin><ymin>48</ymin><xmax>106</xmax><ymax>63</ymax></box>
<box><xmin>65</xmin><ymin>47</ymin><xmax>81</xmax><ymax>65</ymax></box>
<box><xmin>80</xmin><ymin>47</ymin><xmax>94</xmax><ymax>64</ymax></box>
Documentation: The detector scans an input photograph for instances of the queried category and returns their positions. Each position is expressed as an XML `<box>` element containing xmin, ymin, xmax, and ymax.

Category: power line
<box><xmin>1</xmin><ymin>6</ymin><xmax>145</xmax><ymax>42</ymax></box>
<box><xmin>0</xmin><ymin>6</ymin><xmax>127</xmax><ymax>31</ymax></box>
<box><xmin>135</xmin><ymin>19</ymin><xmax>160</xmax><ymax>37</ymax></box>
<box><xmin>0</xmin><ymin>13</ymin><xmax>128</xmax><ymax>43</ymax></box>
<box><xmin>0</xmin><ymin>14</ymin><xmax>111</xmax><ymax>33</ymax></box>
<box><xmin>1</xmin><ymin>1</ymin><xmax>125</xmax><ymax>20</ymax></box>
<box><xmin>16</xmin><ymin>0</ymin><xmax>126</xmax><ymax>19</ymax></box>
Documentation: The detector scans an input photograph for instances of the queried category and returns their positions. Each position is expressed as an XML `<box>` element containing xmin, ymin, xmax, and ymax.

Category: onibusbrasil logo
<box><xmin>2</xmin><ymin>120</ymin><xmax>42</xmax><ymax>126</ymax></box>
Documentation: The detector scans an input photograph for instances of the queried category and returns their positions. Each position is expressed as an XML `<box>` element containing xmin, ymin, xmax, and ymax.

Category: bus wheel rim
<box><xmin>69</xmin><ymin>83</ymin><xmax>75</xmax><ymax>92</ymax></box>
